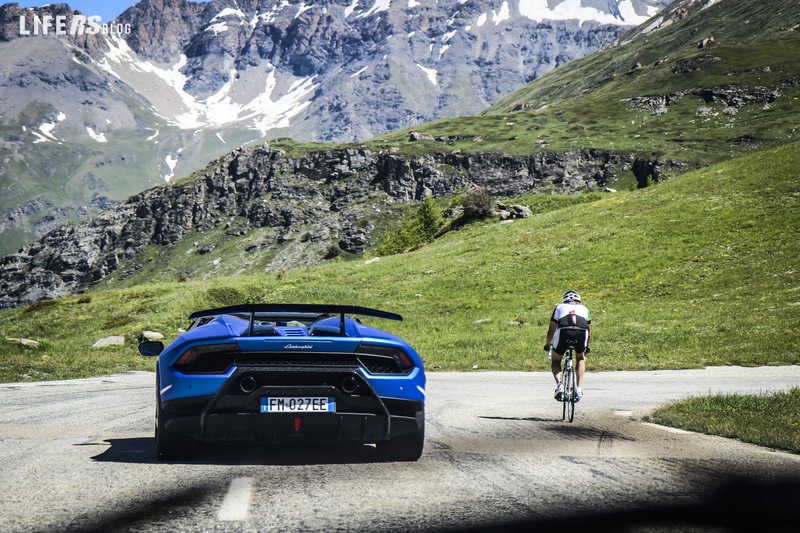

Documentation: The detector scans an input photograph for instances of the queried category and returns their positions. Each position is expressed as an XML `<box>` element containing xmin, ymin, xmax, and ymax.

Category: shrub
<box><xmin>462</xmin><ymin>187</ymin><xmax>495</xmax><ymax>219</ymax></box>
<box><xmin>206</xmin><ymin>286</ymin><xmax>246</xmax><ymax>306</ymax></box>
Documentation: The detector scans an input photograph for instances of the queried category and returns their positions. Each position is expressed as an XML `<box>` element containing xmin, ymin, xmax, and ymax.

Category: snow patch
<box><xmin>211</xmin><ymin>7</ymin><xmax>246</xmax><ymax>22</ymax></box>
<box><xmin>164</xmin><ymin>154</ymin><xmax>179</xmax><ymax>182</ymax></box>
<box><xmin>250</xmin><ymin>72</ymin><xmax>318</xmax><ymax>134</ymax></box>
<box><xmin>99</xmin><ymin>35</ymin><xmax>316</xmax><ymax>134</ymax></box>
<box><xmin>31</xmin><ymin>132</ymin><xmax>51</xmax><ymax>144</ymax></box>
<box><xmin>146</xmin><ymin>129</ymin><xmax>160</xmax><ymax>141</ymax></box>
<box><xmin>207</xmin><ymin>7</ymin><xmax>246</xmax><ymax>34</ymax></box>
<box><xmin>255</xmin><ymin>2</ymin><xmax>289</xmax><ymax>26</ymax></box>
<box><xmin>206</xmin><ymin>21</ymin><xmax>229</xmax><ymax>34</ymax></box>
<box><xmin>492</xmin><ymin>1</ymin><xmax>510</xmax><ymax>24</ymax></box>
<box><xmin>473</xmin><ymin>1</ymin><xmax>511</xmax><ymax>27</ymax></box>
<box><xmin>618</xmin><ymin>0</ymin><xmax>654</xmax><ymax>23</ymax></box>
<box><xmin>350</xmin><ymin>66</ymin><xmax>369</xmax><ymax>77</ymax></box>
<box><xmin>295</xmin><ymin>3</ymin><xmax>314</xmax><ymax>18</ymax></box>
<box><xmin>35</xmin><ymin>112</ymin><xmax>66</xmax><ymax>143</ymax></box>
<box><xmin>86</xmin><ymin>127</ymin><xmax>108</xmax><ymax>143</ymax></box>
<box><xmin>357</xmin><ymin>0</ymin><xmax>391</xmax><ymax>19</ymax></box>
<box><xmin>345</xmin><ymin>0</ymin><xmax>360</xmax><ymax>17</ymax></box>
<box><xmin>408</xmin><ymin>0</ymin><xmax>420</xmax><ymax>7</ymax></box>
<box><xmin>416</xmin><ymin>63</ymin><xmax>438</xmax><ymax>86</ymax></box>
<box><xmin>518</xmin><ymin>0</ymin><xmax>655</xmax><ymax>26</ymax></box>
<box><xmin>639</xmin><ymin>15</ymin><xmax>670</xmax><ymax>36</ymax></box>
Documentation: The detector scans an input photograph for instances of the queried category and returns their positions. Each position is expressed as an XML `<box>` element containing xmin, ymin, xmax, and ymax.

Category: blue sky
<box><xmin>14</xmin><ymin>1</ymin><xmax>211</xmax><ymax>23</ymax></box>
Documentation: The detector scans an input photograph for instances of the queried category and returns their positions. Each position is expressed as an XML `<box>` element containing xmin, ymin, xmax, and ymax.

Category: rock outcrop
<box><xmin>0</xmin><ymin>144</ymin><xmax>654</xmax><ymax>309</ymax></box>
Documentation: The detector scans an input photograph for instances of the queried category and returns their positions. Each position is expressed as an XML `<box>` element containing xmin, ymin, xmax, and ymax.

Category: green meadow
<box><xmin>2</xmin><ymin>140</ymin><xmax>797</xmax><ymax>383</ymax></box>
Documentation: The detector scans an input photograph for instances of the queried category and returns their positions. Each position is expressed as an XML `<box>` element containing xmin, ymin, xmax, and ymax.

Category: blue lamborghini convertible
<box><xmin>139</xmin><ymin>304</ymin><xmax>426</xmax><ymax>461</ymax></box>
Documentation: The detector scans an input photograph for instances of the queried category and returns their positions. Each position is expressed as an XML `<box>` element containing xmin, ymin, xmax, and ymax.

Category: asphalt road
<box><xmin>1</xmin><ymin>367</ymin><xmax>799</xmax><ymax>532</ymax></box>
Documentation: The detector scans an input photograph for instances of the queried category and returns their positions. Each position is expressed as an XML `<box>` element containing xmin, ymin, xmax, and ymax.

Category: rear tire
<box><xmin>154</xmin><ymin>373</ymin><xmax>194</xmax><ymax>461</ymax></box>
<box><xmin>377</xmin><ymin>413</ymin><xmax>425</xmax><ymax>462</ymax></box>
<box><xmin>155</xmin><ymin>401</ymin><xmax>192</xmax><ymax>461</ymax></box>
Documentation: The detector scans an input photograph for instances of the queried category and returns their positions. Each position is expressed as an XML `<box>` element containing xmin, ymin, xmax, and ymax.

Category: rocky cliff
<box><xmin>0</xmin><ymin>142</ymin><xmax>665</xmax><ymax>309</ymax></box>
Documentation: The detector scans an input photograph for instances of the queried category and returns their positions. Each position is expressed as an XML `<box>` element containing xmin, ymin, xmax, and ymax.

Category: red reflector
<box><xmin>173</xmin><ymin>342</ymin><xmax>239</xmax><ymax>369</ymax></box>
<box><xmin>294</xmin><ymin>417</ymin><xmax>301</xmax><ymax>432</ymax></box>
<box><xmin>355</xmin><ymin>343</ymin><xmax>415</xmax><ymax>372</ymax></box>
<box><xmin>396</xmin><ymin>351</ymin><xmax>413</xmax><ymax>368</ymax></box>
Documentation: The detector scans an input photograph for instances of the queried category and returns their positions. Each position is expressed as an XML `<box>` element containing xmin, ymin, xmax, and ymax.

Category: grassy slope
<box><xmin>1</xmin><ymin>140</ymin><xmax>798</xmax><ymax>382</ymax></box>
<box><xmin>648</xmin><ymin>388</ymin><xmax>800</xmax><ymax>453</ymax></box>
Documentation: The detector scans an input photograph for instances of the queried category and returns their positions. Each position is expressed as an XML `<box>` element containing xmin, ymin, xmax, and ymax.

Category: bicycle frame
<box><xmin>550</xmin><ymin>346</ymin><xmax>577</xmax><ymax>422</ymax></box>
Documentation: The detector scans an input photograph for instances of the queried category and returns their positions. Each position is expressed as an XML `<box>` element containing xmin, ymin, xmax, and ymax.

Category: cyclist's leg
<box><xmin>575</xmin><ymin>329</ymin><xmax>588</xmax><ymax>393</ymax></box>
<box><xmin>551</xmin><ymin>352</ymin><xmax>563</xmax><ymax>383</ymax></box>
<box><xmin>550</xmin><ymin>329</ymin><xmax>563</xmax><ymax>383</ymax></box>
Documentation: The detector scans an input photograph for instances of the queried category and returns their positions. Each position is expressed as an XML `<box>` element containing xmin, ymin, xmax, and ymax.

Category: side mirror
<box><xmin>138</xmin><ymin>341</ymin><xmax>164</xmax><ymax>356</ymax></box>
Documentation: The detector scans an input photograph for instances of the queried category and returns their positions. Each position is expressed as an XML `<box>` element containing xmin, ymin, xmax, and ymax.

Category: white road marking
<box><xmin>217</xmin><ymin>477</ymin><xmax>254</xmax><ymax>522</ymax></box>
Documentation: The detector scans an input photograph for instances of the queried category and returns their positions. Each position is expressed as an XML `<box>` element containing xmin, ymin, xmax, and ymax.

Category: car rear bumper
<box><xmin>160</xmin><ymin>366</ymin><xmax>424</xmax><ymax>445</ymax></box>
<box><xmin>164</xmin><ymin>408</ymin><xmax>423</xmax><ymax>444</ymax></box>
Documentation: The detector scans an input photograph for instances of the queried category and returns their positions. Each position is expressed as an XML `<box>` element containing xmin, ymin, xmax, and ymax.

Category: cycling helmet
<box><xmin>562</xmin><ymin>290</ymin><xmax>581</xmax><ymax>303</ymax></box>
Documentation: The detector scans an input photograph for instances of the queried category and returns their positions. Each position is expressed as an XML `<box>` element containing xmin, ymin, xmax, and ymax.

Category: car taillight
<box><xmin>355</xmin><ymin>344</ymin><xmax>415</xmax><ymax>373</ymax></box>
<box><xmin>173</xmin><ymin>343</ymin><xmax>239</xmax><ymax>373</ymax></box>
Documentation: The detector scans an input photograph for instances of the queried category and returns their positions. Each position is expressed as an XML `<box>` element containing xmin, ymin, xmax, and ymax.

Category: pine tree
<box><xmin>415</xmin><ymin>196</ymin><xmax>444</xmax><ymax>239</ymax></box>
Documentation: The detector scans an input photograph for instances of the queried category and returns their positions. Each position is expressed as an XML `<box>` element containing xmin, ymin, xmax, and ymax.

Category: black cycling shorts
<box><xmin>552</xmin><ymin>328</ymin><xmax>588</xmax><ymax>356</ymax></box>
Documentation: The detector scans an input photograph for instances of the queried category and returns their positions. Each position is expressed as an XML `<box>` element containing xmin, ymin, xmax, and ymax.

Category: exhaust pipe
<box><xmin>240</xmin><ymin>376</ymin><xmax>257</xmax><ymax>394</ymax></box>
<box><xmin>341</xmin><ymin>376</ymin><xmax>359</xmax><ymax>394</ymax></box>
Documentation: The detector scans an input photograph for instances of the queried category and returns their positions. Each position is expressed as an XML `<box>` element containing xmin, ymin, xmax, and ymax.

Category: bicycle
<box><xmin>549</xmin><ymin>346</ymin><xmax>578</xmax><ymax>422</ymax></box>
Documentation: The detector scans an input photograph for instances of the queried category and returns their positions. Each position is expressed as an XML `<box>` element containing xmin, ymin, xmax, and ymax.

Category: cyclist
<box><xmin>544</xmin><ymin>290</ymin><xmax>591</xmax><ymax>401</ymax></box>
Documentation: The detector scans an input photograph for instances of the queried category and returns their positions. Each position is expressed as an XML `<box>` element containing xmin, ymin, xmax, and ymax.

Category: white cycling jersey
<box><xmin>551</xmin><ymin>303</ymin><xmax>591</xmax><ymax>326</ymax></box>
<box><xmin>551</xmin><ymin>303</ymin><xmax>591</xmax><ymax>355</ymax></box>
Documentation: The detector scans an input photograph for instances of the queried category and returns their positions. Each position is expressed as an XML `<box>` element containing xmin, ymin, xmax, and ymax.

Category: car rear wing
<box><xmin>188</xmin><ymin>303</ymin><xmax>403</xmax><ymax>337</ymax></box>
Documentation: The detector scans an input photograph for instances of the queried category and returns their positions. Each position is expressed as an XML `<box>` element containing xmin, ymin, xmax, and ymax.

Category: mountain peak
<box><xmin>0</xmin><ymin>0</ymin><xmax>671</xmax><ymax>255</ymax></box>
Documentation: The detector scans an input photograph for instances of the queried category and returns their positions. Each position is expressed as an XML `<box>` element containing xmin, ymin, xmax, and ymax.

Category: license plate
<box><xmin>260</xmin><ymin>397</ymin><xmax>336</xmax><ymax>413</ymax></box>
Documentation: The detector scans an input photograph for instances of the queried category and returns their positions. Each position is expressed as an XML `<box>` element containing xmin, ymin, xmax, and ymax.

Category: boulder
<box><xmin>142</xmin><ymin>330</ymin><xmax>164</xmax><ymax>341</ymax></box>
<box><xmin>92</xmin><ymin>336</ymin><xmax>125</xmax><ymax>348</ymax></box>
<box><xmin>5</xmin><ymin>337</ymin><xmax>40</xmax><ymax>348</ymax></box>
<box><xmin>408</xmin><ymin>131</ymin><xmax>435</xmax><ymax>142</ymax></box>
